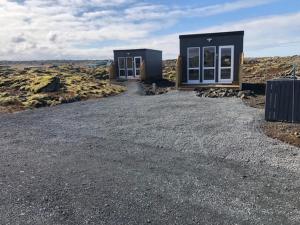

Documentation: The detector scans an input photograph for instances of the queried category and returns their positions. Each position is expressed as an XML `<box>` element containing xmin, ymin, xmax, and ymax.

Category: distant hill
<box><xmin>0</xmin><ymin>60</ymin><xmax>112</xmax><ymax>68</ymax></box>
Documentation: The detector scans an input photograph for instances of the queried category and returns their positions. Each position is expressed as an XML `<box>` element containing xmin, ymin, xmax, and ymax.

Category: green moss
<box><xmin>0</xmin><ymin>92</ymin><xmax>9</xmax><ymax>98</ymax></box>
<box><xmin>27</xmin><ymin>75</ymin><xmax>61</xmax><ymax>93</ymax></box>
<box><xmin>0</xmin><ymin>96</ymin><xmax>20</xmax><ymax>106</ymax></box>
<box><xmin>0</xmin><ymin>78</ymin><xmax>13</xmax><ymax>87</ymax></box>
<box><xmin>0</xmin><ymin>66</ymin><xmax>126</xmax><ymax>111</ymax></box>
<box><xmin>22</xmin><ymin>94</ymin><xmax>56</xmax><ymax>108</ymax></box>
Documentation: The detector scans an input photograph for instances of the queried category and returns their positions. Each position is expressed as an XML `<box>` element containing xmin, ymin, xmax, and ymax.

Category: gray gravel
<box><xmin>0</xmin><ymin>81</ymin><xmax>299</xmax><ymax>225</ymax></box>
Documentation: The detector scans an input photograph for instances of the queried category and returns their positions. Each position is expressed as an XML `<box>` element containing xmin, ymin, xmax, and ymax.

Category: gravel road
<box><xmin>0</xmin><ymin>81</ymin><xmax>299</xmax><ymax>225</ymax></box>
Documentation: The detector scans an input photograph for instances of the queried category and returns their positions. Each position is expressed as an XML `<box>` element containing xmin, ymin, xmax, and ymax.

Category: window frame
<box><xmin>202</xmin><ymin>46</ymin><xmax>216</xmax><ymax>84</ymax></box>
<box><xmin>126</xmin><ymin>57</ymin><xmax>134</xmax><ymax>78</ymax></box>
<box><xmin>218</xmin><ymin>45</ymin><xmax>234</xmax><ymax>83</ymax></box>
<box><xmin>118</xmin><ymin>57</ymin><xmax>126</xmax><ymax>78</ymax></box>
<box><xmin>187</xmin><ymin>47</ymin><xmax>201</xmax><ymax>84</ymax></box>
<box><xmin>134</xmin><ymin>56</ymin><xmax>142</xmax><ymax>77</ymax></box>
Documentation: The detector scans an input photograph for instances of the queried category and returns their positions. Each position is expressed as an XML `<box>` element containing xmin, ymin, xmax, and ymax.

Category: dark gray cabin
<box><xmin>179</xmin><ymin>31</ymin><xmax>244</xmax><ymax>86</ymax></box>
<box><xmin>113</xmin><ymin>49</ymin><xmax>162</xmax><ymax>80</ymax></box>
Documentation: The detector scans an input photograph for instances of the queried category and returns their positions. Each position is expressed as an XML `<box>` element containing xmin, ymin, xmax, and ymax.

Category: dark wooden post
<box><xmin>239</xmin><ymin>52</ymin><xmax>244</xmax><ymax>90</ymax></box>
<box><xmin>176</xmin><ymin>55</ymin><xmax>182</xmax><ymax>89</ymax></box>
<box><xmin>140</xmin><ymin>60</ymin><xmax>146</xmax><ymax>81</ymax></box>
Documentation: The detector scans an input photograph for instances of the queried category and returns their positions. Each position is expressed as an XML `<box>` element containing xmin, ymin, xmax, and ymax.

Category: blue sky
<box><xmin>0</xmin><ymin>0</ymin><xmax>300</xmax><ymax>60</ymax></box>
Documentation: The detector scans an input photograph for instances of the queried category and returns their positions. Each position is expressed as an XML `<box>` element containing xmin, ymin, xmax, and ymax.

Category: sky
<box><xmin>0</xmin><ymin>0</ymin><xmax>300</xmax><ymax>60</ymax></box>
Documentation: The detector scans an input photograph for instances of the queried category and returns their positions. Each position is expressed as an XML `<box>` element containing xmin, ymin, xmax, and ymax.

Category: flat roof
<box><xmin>179</xmin><ymin>31</ymin><xmax>244</xmax><ymax>39</ymax></box>
<box><xmin>113</xmin><ymin>48</ymin><xmax>162</xmax><ymax>52</ymax></box>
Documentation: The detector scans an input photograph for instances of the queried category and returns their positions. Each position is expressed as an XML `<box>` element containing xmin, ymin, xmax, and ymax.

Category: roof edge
<box><xmin>113</xmin><ymin>48</ymin><xmax>162</xmax><ymax>52</ymax></box>
<box><xmin>179</xmin><ymin>31</ymin><xmax>244</xmax><ymax>39</ymax></box>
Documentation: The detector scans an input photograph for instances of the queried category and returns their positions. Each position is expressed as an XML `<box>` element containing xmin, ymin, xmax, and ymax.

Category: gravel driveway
<box><xmin>0</xmin><ymin>81</ymin><xmax>299</xmax><ymax>225</ymax></box>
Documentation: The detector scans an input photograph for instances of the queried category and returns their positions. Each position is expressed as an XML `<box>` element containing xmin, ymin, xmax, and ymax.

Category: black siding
<box><xmin>265</xmin><ymin>79</ymin><xmax>300</xmax><ymax>123</ymax></box>
<box><xmin>180</xmin><ymin>31</ymin><xmax>244</xmax><ymax>84</ymax></box>
<box><xmin>113</xmin><ymin>49</ymin><xmax>146</xmax><ymax>78</ymax></box>
<box><xmin>145</xmin><ymin>50</ymin><xmax>162</xmax><ymax>80</ymax></box>
<box><xmin>113</xmin><ymin>49</ymin><xmax>162</xmax><ymax>80</ymax></box>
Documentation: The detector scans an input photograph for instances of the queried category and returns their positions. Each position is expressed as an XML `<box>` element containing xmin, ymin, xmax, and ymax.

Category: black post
<box><xmin>292</xmin><ymin>64</ymin><xmax>296</xmax><ymax>123</ymax></box>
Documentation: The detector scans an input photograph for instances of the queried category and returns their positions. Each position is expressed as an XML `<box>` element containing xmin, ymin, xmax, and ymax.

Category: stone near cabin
<box><xmin>152</xmin><ymin>83</ymin><xmax>157</xmax><ymax>93</ymax></box>
<box><xmin>195</xmin><ymin>88</ymin><xmax>249</xmax><ymax>98</ymax></box>
<box><xmin>294</xmin><ymin>132</ymin><xmax>300</xmax><ymax>138</ymax></box>
<box><xmin>237</xmin><ymin>90</ymin><xmax>254</xmax><ymax>98</ymax></box>
<box><xmin>28</xmin><ymin>75</ymin><xmax>61</xmax><ymax>93</ymax></box>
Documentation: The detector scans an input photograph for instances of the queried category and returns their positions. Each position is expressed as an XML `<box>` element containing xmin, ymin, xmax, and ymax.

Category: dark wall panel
<box><xmin>145</xmin><ymin>50</ymin><xmax>162</xmax><ymax>80</ymax></box>
<box><xmin>113</xmin><ymin>49</ymin><xmax>162</xmax><ymax>81</ymax></box>
<box><xmin>114</xmin><ymin>50</ymin><xmax>147</xmax><ymax>77</ymax></box>
<box><xmin>265</xmin><ymin>80</ymin><xmax>300</xmax><ymax>123</ymax></box>
<box><xmin>180</xmin><ymin>32</ymin><xmax>244</xmax><ymax>84</ymax></box>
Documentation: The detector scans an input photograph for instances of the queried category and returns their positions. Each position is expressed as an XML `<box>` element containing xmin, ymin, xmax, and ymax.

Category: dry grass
<box><xmin>262</xmin><ymin>121</ymin><xmax>300</xmax><ymax>148</ymax></box>
<box><xmin>0</xmin><ymin>64</ymin><xmax>126</xmax><ymax>113</ymax></box>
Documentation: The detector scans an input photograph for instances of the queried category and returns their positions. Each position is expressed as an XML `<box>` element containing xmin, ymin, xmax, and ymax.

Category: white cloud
<box><xmin>104</xmin><ymin>11</ymin><xmax>300</xmax><ymax>59</ymax></box>
<box><xmin>125</xmin><ymin>0</ymin><xmax>274</xmax><ymax>21</ymax></box>
<box><xmin>0</xmin><ymin>0</ymin><xmax>296</xmax><ymax>60</ymax></box>
<box><xmin>197</xmin><ymin>12</ymin><xmax>300</xmax><ymax>57</ymax></box>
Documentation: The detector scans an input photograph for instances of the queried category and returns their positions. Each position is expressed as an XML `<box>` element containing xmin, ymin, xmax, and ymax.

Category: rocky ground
<box><xmin>1</xmin><ymin>56</ymin><xmax>300</xmax><ymax>147</ymax></box>
<box><xmin>195</xmin><ymin>88</ymin><xmax>254</xmax><ymax>99</ymax></box>
<box><xmin>162</xmin><ymin>56</ymin><xmax>300</xmax><ymax>148</ymax></box>
<box><xmin>0</xmin><ymin>64</ymin><xmax>126</xmax><ymax>113</ymax></box>
<box><xmin>0</xmin><ymin>82</ymin><xmax>299</xmax><ymax>225</ymax></box>
<box><xmin>263</xmin><ymin>122</ymin><xmax>300</xmax><ymax>148</ymax></box>
<box><xmin>140</xmin><ymin>79</ymin><xmax>175</xmax><ymax>95</ymax></box>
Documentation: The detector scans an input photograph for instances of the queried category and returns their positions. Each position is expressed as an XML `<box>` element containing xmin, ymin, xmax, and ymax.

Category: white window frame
<box><xmin>202</xmin><ymin>46</ymin><xmax>216</xmax><ymax>84</ymax></box>
<box><xmin>134</xmin><ymin>56</ymin><xmax>142</xmax><ymax>78</ymax></box>
<box><xmin>218</xmin><ymin>45</ymin><xmax>234</xmax><ymax>83</ymax></box>
<box><xmin>187</xmin><ymin>47</ymin><xmax>200</xmax><ymax>84</ymax></box>
<box><xmin>118</xmin><ymin>57</ymin><xmax>126</xmax><ymax>78</ymax></box>
<box><xmin>126</xmin><ymin>57</ymin><xmax>134</xmax><ymax>78</ymax></box>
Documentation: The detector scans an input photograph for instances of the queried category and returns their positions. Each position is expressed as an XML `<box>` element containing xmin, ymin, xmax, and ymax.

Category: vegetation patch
<box><xmin>0</xmin><ymin>96</ymin><xmax>21</xmax><ymax>106</ymax></box>
<box><xmin>28</xmin><ymin>75</ymin><xmax>61</xmax><ymax>93</ymax></box>
<box><xmin>0</xmin><ymin>64</ymin><xmax>126</xmax><ymax>113</ymax></box>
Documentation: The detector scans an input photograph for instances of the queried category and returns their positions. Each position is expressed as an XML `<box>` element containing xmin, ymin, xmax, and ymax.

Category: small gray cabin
<box><xmin>179</xmin><ymin>31</ymin><xmax>244</xmax><ymax>87</ymax></box>
<box><xmin>113</xmin><ymin>49</ymin><xmax>162</xmax><ymax>80</ymax></box>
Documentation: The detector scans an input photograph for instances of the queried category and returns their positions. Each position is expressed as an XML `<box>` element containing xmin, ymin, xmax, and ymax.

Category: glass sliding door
<box><xmin>219</xmin><ymin>46</ymin><xmax>234</xmax><ymax>83</ymax></box>
<box><xmin>203</xmin><ymin>46</ymin><xmax>216</xmax><ymax>83</ymax></box>
<box><xmin>187</xmin><ymin>47</ymin><xmax>200</xmax><ymax>84</ymax></box>
<box><xmin>118</xmin><ymin>57</ymin><xmax>126</xmax><ymax>78</ymax></box>
<box><xmin>134</xmin><ymin>56</ymin><xmax>142</xmax><ymax>78</ymax></box>
<box><xmin>126</xmin><ymin>57</ymin><xmax>134</xmax><ymax>78</ymax></box>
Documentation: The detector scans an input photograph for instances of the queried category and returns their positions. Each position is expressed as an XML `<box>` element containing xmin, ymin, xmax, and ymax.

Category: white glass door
<box><xmin>118</xmin><ymin>57</ymin><xmax>126</xmax><ymax>78</ymax></box>
<box><xmin>203</xmin><ymin>46</ymin><xmax>216</xmax><ymax>83</ymax></box>
<box><xmin>134</xmin><ymin>56</ymin><xmax>142</xmax><ymax>78</ymax></box>
<box><xmin>219</xmin><ymin>46</ymin><xmax>234</xmax><ymax>83</ymax></box>
<box><xmin>187</xmin><ymin>47</ymin><xmax>200</xmax><ymax>84</ymax></box>
<box><xmin>126</xmin><ymin>57</ymin><xmax>134</xmax><ymax>78</ymax></box>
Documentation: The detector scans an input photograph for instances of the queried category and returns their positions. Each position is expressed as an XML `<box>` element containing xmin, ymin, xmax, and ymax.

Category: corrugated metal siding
<box><xmin>265</xmin><ymin>80</ymin><xmax>300</xmax><ymax>122</ymax></box>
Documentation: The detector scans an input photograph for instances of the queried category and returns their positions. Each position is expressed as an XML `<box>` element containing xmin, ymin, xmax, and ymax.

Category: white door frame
<box><xmin>187</xmin><ymin>47</ymin><xmax>200</xmax><ymax>84</ymax></box>
<box><xmin>126</xmin><ymin>57</ymin><xmax>134</xmax><ymax>79</ymax></box>
<box><xmin>218</xmin><ymin>45</ymin><xmax>234</xmax><ymax>83</ymax></box>
<box><xmin>134</xmin><ymin>56</ymin><xmax>142</xmax><ymax>78</ymax></box>
<box><xmin>118</xmin><ymin>57</ymin><xmax>126</xmax><ymax>78</ymax></box>
<box><xmin>202</xmin><ymin>46</ymin><xmax>216</xmax><ymax>84</ymax></box>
